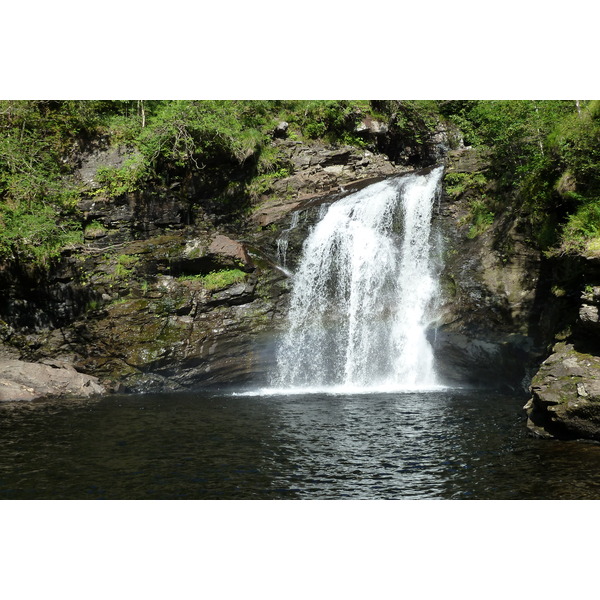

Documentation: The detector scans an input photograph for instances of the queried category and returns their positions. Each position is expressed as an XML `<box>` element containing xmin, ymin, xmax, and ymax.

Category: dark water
<box><xmin>2</xmin><ymin>388</ymin><xmax>600</xmax><ymax>500</ymax></box>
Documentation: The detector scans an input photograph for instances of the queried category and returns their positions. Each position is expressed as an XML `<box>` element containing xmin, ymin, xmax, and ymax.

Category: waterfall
<box><xmin>271</xmin><ymin>166</ymin><xmax>445</xmax><ymax>393</ymax></box>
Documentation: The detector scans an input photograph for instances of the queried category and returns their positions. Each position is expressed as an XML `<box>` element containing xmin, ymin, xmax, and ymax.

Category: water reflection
<box><xmin>1</xmin><ymin>390</ymin><xmax>600</xmax><ymax>499</ymax></box>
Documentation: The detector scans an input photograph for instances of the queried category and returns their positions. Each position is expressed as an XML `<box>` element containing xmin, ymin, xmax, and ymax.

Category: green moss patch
<box><xmin>178</xmin><ymin>268</ymin><xmax>247</xmax><ymax>291</ymax></box>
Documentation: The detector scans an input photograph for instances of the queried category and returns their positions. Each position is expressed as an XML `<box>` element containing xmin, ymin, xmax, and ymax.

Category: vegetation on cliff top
<box><xmin>440</xmin><ymin>100</ymin><xmax>600</xmax><ymax>254</ymax></box>
<box><xmin>0</xmin><ymin>100</ymin><xmax>374</xmax><ymax>264</ymax></box>
<box><xmin>1</xmin><ymin>99</ymin><xmax>599</xmax><ymax>265</ymax></box>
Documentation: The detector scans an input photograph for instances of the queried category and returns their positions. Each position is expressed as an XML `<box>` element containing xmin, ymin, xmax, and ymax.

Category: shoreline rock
<box><xmin>0</xmin><ymin>359</ymin><xmax>105</xmax><ymax>402</ymax></box>
<box><xmin>525</xmin><ymin>342</ymin><xmax>600</xmax><ymax>441</ymax></box>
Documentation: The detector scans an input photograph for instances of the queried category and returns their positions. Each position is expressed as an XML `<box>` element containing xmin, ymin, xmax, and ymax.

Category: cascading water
<box><xmin>271</xmin><ymin>166</ymin><xmax>445</xmax><ymax>393</ymax></box>
<box><xmin>276</xmin><ymin>210</ymin><xmax>300</xmax><ymax>269</ymax></box>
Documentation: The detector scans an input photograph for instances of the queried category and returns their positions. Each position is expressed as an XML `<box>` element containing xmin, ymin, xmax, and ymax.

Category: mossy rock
<box><xmin>527</xmin><ymin>342</ymin><xmax>600</xmax><ymax>440</ymax></box>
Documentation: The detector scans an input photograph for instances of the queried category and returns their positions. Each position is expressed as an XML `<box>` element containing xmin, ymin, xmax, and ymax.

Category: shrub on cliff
<box><xmin>0</xmin><ymin>101</ymin><xmax>88</xmax><ymax>264</ymax></box>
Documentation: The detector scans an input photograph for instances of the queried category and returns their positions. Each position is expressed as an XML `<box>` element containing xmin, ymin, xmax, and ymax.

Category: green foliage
<box><xmin>462</xmin><ymin>101</ymin><xmax>574</xmax><ymax>182</ymax></box>
<box><xmin>390</xmin><ymin>101</ymin><xmax>440</xmax><ymax>137</ymax></box>
<box><xmin>278</xmin><ymin>100</ymin><xmax>369</xmax><ymax>144</ymax></box>
<box><xmin>112</xmin><ymin>254</ymin><xmax>140</xmax><ymax>279</ymax></box>
<box><xmin>438</xmin><ymin>100</ymin><xmax>600</xmax><ymax>254</ymax></box>
<box><xmin>203</xmin><ymin>268</ymin><xmax>247</xmax><ymax>290</ymax></box>
<box><xmin>255</xmin><ymin>143</ymin><xmax>290</xmax><ymax>175</ymax></box>
<box><xmin>95</xmin><ymin>154</ymin><xmax>147</xmax><ymax>197</ymax></box>
<box><xmin>444</xmin><ymin>170</ymin><xmax>493</xmax><ymax>239</ymax></box>
<box><xmin>247</xmin><ymin>167</ymin><xmax>292</xmax><ymax>200</ymax></box>
<box><xmin>3</xmin><ymin>98</ymin><xmax>599</xmax><ymax>266</ymax></box>
<box><xmin>137</xmin><ymin>101</ymin><xmax>270</xmax><ymax>170</ymax></box>
<box><xmin>84</xmin><ymin>220</ymin><xmax>106</xmax><ymax>238</ymax></box>
<box><xmin>85</xmin><ymin>299</ymin><xmax>101</xmax><ymax>312</ymax></box>
<box><xmin>0</xmin><ymin>100</ymin><xmax>95</xmax><ymax>263</ymax></box>
<box><xmin>0</xmin><ymin>203</ymin><xmax>82</xmax><ymax>264</ymax></box>
<box><xmin>444</xmin><ymin>171</ymin><xmax>487</xmax><ymax>198</ymax></box>
<box><xmin>339</xmin><ymin>131</ymin><xmax>369</xmax><ymax>148</ymax></box>
<box><xmin>547</xmin><ymin>102</ymin><xmax>600</xmax><ymax>194</ymax></box>
<box><xmin>434</xmin><ymin>101</ymin><xmax>480</xmax><ymax>145</ymax></box>
<box><xmin>531</xmin><ymin>101</ymin><xmax>600</xmax><ymax>253</ymax></box>
<box><xmin>560</xmin><ymin>199</ymin><xmax>600</xmax><ymax>253</ymax></box>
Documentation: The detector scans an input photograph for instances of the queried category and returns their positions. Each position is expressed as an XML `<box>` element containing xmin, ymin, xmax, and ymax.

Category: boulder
<box><xmin>273</xmin><ymin>121</ymin><xmax>289</xmax><ymax>138</ymax></box>
<box><xmin>0</xmin><ymin>359</ymin><xmax>105</xmax><ymax>402</ymax></box>
<box><xmin>208</xmin><ymin>234</ymin><xmax>254</xmax><ymax>268</ymax></box>
<box><xmin>356</xmin><ymin>117</ymin><xmax>389</xmax><ymax>137</ymax></box>
<box><xmin>579</xmin><ymin>303</ymin><xmax>600</xmax><ymax>333</ymax></box>
<box><xmin>525</xmin><ymin>342</ymin><xmax>600</xmax><ymax>440</ymax></box>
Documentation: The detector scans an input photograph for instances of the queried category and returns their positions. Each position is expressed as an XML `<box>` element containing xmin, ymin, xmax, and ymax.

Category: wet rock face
<box><xmin>5</xmin><ymin>227</ymin><xmax>290</xmax><ymax>393</ymax></box>
<box><xmin>69</xmin><ymin>265</ymin><xmax>288</xmax><ymax>392</ymax></box>
<box><xmin>428</xmin><ymin>149</ymin><xmax>552</xmax><ymax>390</ymax></box>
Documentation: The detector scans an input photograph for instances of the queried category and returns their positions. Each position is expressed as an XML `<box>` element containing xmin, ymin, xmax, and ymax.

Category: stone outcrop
<box><xmin>0</xmin><ymin>359</ymin><xmax>104</xmax><ymax>402</ymax></box>
<box><xmin>0</xmin><ymin>137</ymin><xmax>556</xmax><ymax>398</ymax></box>
<box><xmin>578</xmin><ymin>285</ymin><xmax>600</xmax><ymax>335</ymax></box>
<box><xmin>208</xmin><ymin>234</ymin><xmax>253</xmax><ymax>266</ymax></box>
<box><xmin>74</xmin><ymin>136</ymin><xmax>139</xmax><ymax>188</ymax></box>
<box><xmin>2</xmin><ymin>226</ymin><xmax>289</xmax><ymax>393</ymax></box>
<box><xmin>69</xmin><ymin>262</ymin><xmax>286</xmax><ymax>392</ymax></box>
<box><xmin>249</xmin><ymin>140</ymin><xmax>409</xmax><ymax>228</ymax></box>
<box><xmin>525</xmin><ymin>269</ymin><xmax>600</xmax><ymax>440</ymax></box>
<box><xmin>525</xmin><ymin>342</ymin><xmax>600</xmax><ymax>440</ymax></box>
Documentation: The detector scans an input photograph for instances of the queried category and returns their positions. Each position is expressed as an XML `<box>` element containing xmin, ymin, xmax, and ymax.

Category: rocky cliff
<box><xmin>0</xmin><ymin>119</ymin><xmax>436</xmax><ymax>398</ymax></box>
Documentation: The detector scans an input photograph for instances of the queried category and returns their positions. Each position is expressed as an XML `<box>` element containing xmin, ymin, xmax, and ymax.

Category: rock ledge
<box><xmin>0</xmin><ymin>359</ymin><xmax>105</xmax><ymax>402</ymax></box>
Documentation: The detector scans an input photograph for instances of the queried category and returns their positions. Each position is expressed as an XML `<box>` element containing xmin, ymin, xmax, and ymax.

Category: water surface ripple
<box><xmin>1</xmin><ymin>390</ymin><xmax>600</xmax><ymax>500</ymax></box>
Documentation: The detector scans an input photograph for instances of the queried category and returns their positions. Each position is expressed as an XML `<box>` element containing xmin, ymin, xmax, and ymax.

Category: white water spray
<box><xmin>270</xmin><ymin>166</ymin><xmax>445</xmax><ymax>393</ymax></box>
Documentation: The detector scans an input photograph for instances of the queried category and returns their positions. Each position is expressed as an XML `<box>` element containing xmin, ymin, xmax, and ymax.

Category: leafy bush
<box><xmin>95</xmin><ymin>154</ymin><xmax>147</xmax><ymax>197</ymax></box>
<box><xmin>279</xmin><ymin>100</ymin><xmax>369</xmax><ymax>143</ymax></box>
<box><xmin>0</xmin><ymin>204</ymin><xmax>82</xmax><ymax>264</ymax></box>
<box><xmin>0</xmin><ymin>101</ymin><xmax>93</xmax><ymax>263</ymax></box>
<box><xmin>444</xmin><ymin>172</ymin><xmax>487</xmax><ymax>198</ymax></box>
<box><xmin>138</xmin><ymin>101</ymin><xmax>270</xmax><ymax>170</ymax></box>
<box><xmin>438</xmin><ymin>100</ymin><xmax>600</xmax><ymax>254</ymax></box>
<box><xmin>547</xmin><ymin>101</ymin><xmax>600</xmax><ymax>194</ymax></box>
<box><xmin>560</xmin><ymin>199</ymin><xmax>600</xmax><ymax>253</ymax></box>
